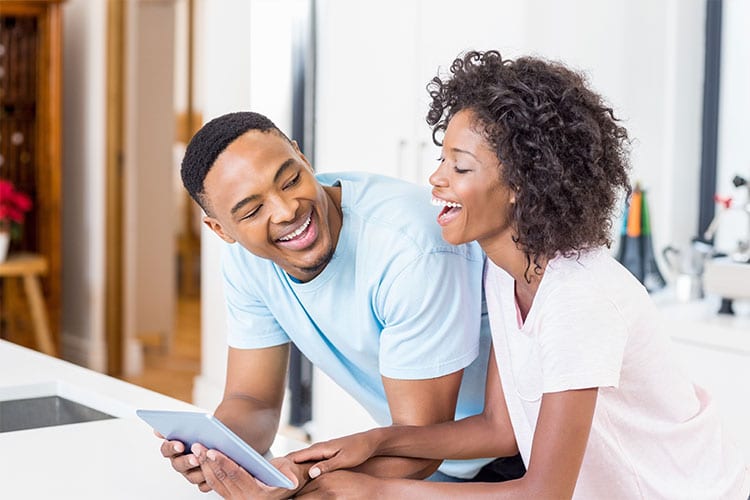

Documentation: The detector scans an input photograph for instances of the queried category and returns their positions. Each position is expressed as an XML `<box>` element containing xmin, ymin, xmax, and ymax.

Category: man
<box><xmin>163</xmin><ymin>111</ymin><xmax>494</xmax><ymax>495</ymax></box>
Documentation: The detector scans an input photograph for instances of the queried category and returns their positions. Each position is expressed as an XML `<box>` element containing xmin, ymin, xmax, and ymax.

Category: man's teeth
<box><xmin>431</xmin><ymin>198</ymin><xmax>463</xmax><ymax>208</ymax></box>
<box><xmin>278</xmin><ymin>215</ymin><xmax>311</xmax><ymax>241</ymax></box>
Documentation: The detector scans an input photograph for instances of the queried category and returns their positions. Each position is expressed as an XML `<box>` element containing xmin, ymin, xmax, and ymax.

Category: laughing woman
<box><xmin>288</xmin><ymin>51</ymin><xmax>750</xmax><ymax>499</ymax></box>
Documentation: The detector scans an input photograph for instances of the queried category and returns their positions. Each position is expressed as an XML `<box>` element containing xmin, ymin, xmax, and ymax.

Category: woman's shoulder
<box><xmin>539</xmin><ymin>248</ymin><xmax>650</xmax><ymax>318</ymax></box>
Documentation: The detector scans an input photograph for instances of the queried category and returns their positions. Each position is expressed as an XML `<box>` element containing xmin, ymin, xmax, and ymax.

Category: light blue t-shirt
<box><xmin>222</xmin><ymin>172</ymin><xmax>492</xmax><ymax>478</ymax></box>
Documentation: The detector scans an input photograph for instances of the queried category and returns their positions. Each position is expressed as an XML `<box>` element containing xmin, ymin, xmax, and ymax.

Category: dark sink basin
<box><xmin>0</xmin><ymin>395</ymin><xmax>115</xmax><ymax>432</ymax></box>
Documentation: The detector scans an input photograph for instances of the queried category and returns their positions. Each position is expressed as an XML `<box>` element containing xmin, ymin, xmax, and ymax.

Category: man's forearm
<box><xmin>352</xmin><ymin>455</ymin><xmax>442</xmax><ymax>480</ymax></box>
<box><xmin>213</xmin><ymin>396</ymin><xmax>282</xmax><ymax>454</ymax></box>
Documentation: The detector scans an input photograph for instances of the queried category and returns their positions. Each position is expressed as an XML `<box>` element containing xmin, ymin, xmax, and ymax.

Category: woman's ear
<box><xmin>510</xmin><ymin>184</ymin><xmax>520</xmax><ymax>204</ymax></box>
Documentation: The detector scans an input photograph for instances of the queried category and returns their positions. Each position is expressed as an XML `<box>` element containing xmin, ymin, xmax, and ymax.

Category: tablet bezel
<box><xmin>136</xmin><ymin>409</ymin><xmax>295</xmax><ymax>489</ymax></box>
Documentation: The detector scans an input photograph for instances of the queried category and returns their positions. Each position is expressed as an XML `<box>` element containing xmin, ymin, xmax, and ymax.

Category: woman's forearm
<box><xmin>375</xmin><ymin>411</ymin><xmax>517</xmax><ymax>461</ymax></box>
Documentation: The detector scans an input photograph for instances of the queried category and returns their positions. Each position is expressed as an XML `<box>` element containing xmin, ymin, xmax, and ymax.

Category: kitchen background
<box><xmin>2</xmin><ymin>0</ymin><xmax>747</xmax><ymax>459</ymax></box>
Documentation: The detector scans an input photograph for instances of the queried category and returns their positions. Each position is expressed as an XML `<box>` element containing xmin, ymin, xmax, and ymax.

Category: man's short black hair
<box><xmin>181</xmin><ymin>111</ymin><xmax>283</xmax><ymax>210</ymax></box>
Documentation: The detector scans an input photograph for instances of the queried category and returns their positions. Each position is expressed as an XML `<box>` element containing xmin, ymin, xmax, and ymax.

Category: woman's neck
<box><xmin>481</xmin><ymin>234</ymin><xmax>545</xmax><ymax>321</ymax></box>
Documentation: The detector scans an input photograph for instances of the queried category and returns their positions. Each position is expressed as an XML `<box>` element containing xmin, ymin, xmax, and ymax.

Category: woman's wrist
<box><xmin>371</xmin><ymin>424</ymin><xmax>401</xmax><ymax>457</ymax></box>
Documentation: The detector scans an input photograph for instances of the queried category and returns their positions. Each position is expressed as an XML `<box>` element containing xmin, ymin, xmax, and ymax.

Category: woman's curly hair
<box><xmin>427</xmin><ymin>50</ymin><xmax>631</xmax><ymax>274</ymax></box>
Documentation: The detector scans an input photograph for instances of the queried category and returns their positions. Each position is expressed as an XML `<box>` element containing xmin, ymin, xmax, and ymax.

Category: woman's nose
<box><xmin>429</xmin><ymin>163</ymin><xmax>447</xmax><ymax>188</ymax></box>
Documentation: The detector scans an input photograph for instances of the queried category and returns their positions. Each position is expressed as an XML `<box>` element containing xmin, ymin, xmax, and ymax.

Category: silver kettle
<box><xmin>661</xmin><ymin>240</ymin><xmax>715</xmax><ymax>301</ymax></box>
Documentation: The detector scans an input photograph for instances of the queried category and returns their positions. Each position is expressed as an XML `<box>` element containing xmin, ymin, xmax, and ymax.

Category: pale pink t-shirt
<box><xmin>485</xmin><ymin>249</ymin><xmax>749</xmax><ymax>499</ymax></box>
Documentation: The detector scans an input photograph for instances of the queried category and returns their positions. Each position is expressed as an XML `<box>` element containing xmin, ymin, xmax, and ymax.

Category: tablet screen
<box><xmin>137</xmin><ymin>409</ymin><xmax>294</xmax><ymax>489</ymax></box>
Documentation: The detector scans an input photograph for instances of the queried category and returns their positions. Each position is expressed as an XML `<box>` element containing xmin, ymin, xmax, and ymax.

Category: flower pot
<box><xmin>0</xmin><ymin>231</ymin><xmax>9</xmax><ymax>263</ymax></box>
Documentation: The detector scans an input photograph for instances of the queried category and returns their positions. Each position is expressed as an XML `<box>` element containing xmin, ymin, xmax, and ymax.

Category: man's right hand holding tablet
<box><xmin>158</xmin><ymin>433</ymin><xmax>308</xmax><ymax>499</ymax></box>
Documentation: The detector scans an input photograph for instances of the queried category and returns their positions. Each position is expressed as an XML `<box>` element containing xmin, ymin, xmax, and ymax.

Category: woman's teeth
<box><xmin>278</xmin><ymin>215</ymin><xmax>311</xmax><ymax>241</ymax></box>
<box><xmin>431</xmin><ymin>197</ymin><xmax>463</xmax><ymax>208</ymax></box>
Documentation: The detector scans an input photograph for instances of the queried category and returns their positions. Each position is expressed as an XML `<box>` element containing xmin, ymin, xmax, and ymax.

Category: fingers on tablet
<box><xmin>160</xmin><ymin>439</ymin><xmax>184</xmax><ymax>457</ymax></box>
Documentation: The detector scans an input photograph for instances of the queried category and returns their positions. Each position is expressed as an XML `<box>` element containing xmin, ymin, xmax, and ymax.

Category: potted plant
<box><xmin>0</xmin><ymin>179</ymin><xmax>33</xmax><ymax>263</ymax></box>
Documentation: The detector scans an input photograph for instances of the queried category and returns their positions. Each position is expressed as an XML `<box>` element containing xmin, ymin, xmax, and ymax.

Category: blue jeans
<box><xmin>427</xmin><ymin>454</ymin><xmax>526</xmax><ymax>483</ymax></box>
<box><xmin>426</xmin><ymin>470</ymin><xmax>469</xmax><ymax>483</ymax></box>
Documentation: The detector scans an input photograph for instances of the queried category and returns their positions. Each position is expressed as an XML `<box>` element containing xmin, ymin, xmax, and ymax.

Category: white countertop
<box><xmin>653</xmin><ymin>292</ymin><xmax>750</xmax><ymax>353</ymax></box>
<box><xmin>3</xmin><ymin>291</ymin><xmax>746</xmax><ymax>498</ymax></box>
<box><xmin>0</xmin><ymin>340</ymin><xmax>306</xmax><ymax>499</ymax></box>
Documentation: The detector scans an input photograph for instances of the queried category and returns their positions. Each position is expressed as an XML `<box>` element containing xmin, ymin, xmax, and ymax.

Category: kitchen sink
<box><xmin>0</xmin><ymin>395</ymin><xmax>115</xmax><ymax>432</ymax></box>
<box><xmin>0</xmin><ymin>382</ymin><xmax>119</xmax><ymax>433</ymax></box>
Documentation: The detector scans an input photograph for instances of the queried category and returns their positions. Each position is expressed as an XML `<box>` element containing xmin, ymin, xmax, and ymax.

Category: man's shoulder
<box><xmin>323</xmin><ymin>172</ymin><xmax>447</xmax><ymax>243</ymax></box>
<box><xmin>352</xmin><ymin>174</ymin><xmax>484</xmax><ymax>261</ymax></box>
<box><xmin>221</xmin><ymin>240</ymin><xmax>277</xmax><ymax>279</ymax></box>
<box><xmin>317</xmin><ymin>171</ymin><xmax>428</xmax><ymax>205</ymax></box>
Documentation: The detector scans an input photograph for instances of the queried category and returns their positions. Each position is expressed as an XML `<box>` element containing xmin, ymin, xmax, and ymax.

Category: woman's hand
<box><xmin>296</xmin><ymin>470</ymin><xmax>384</xmax><ymax>499</ymax></box>
<box><xmin>286</xmin><ymin>430</ymin><xmax>382</xmax><ymax>478</ymax></box>
<box><xmin>191</xmin><ymin>443</ymin><xmax>301</xmax><ymax>499</ymax></box>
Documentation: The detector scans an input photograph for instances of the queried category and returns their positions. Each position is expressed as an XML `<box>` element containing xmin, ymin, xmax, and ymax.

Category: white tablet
<box><xmin>136</xmin><ymin>409</ymin><xmax>295</xmax><ymax>489</ymax></box>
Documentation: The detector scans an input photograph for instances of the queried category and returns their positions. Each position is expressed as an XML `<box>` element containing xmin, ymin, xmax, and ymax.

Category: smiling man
<box><xmin>167</xmin><ymin>111</ymin><xmax>506</xmax><ymax>496</ymax></box>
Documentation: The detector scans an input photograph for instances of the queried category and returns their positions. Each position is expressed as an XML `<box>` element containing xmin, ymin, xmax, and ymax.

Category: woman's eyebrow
<box><xmin>451</xmin><ymin>147</ymin><xmax>479</xmax><ymax>160</ymax></box>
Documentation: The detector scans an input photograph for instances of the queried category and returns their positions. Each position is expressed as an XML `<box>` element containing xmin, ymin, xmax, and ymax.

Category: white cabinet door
<box><xmin>315</xmin><ymin>0</ymin><xmax>419</xmax><ymax>179</ymax></box>
<box><xmin>411</xmin><ymin>0</ymin><xmax>528</xmax><ymax>185</ymax></box>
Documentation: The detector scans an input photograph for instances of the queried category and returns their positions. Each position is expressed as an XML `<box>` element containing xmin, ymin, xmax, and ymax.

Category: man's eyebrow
<box><xmin>230</xmin><ymin>194</ymin><xmax>260</xmax><ymax>217</ymax></box>
<box><xmin>229</xmin><ymin>158</ymin><xmax>297</xmax><ymax>216</ymax></box>
<box><xmin>273</xmin><ymin>158</ymin><xmax>296</xmax><ymax>183</ymax></box>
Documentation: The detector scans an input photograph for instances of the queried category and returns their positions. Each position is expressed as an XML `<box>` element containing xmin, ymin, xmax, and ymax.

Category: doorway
<box><xmin>105</xmin><ymin>0</ymin><xmax>201</xmax><ymax>402</ymax></box>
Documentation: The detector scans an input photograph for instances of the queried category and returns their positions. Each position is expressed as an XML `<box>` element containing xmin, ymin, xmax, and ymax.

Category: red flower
<box><xmin>0</xmin><ymin>179</ymin><xmax>33</xmax><ymax>229</ymax></box>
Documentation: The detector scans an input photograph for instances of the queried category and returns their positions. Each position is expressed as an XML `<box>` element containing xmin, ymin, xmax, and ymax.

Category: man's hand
<box><xmin>286</xmin><ymin>429</ymin><xmax>381</xmax><ymax>479</ymax></box>
<box><xmin>156</xmin><ymin>431</ymin><xmax>211</xmax><ymax>492</ymax></box>
<box><xmin>191</xmin><ymin>443</ymin><xmax>303</xmax><ymax>500</ymax></box>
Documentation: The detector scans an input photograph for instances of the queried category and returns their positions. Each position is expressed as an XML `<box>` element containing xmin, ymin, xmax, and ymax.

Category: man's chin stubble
<box><xmin>298</xmin><ymin>248</ymin><xmax>335</xmax><ymax>276</ymax></box>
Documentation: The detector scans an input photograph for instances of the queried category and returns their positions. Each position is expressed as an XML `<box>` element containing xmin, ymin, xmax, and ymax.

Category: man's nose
<box><xmin>269</xmin><ymin>194</ymin><xmax>299</xmax><ymax>224</ymax></box>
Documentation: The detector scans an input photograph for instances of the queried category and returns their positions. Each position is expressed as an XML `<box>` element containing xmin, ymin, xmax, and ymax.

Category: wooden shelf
<box><xmin>0</xmin><ymin>1</ymin><xmax>65</xmax><ymax>354</ymax></box>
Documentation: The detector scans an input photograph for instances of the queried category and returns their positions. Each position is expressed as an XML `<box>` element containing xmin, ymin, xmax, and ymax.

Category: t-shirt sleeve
<box><xmin>377</xmin><ymin>250</ymin><xmax>484</xmax><ymax>380</ymax></box>
<box><xmin>221</xmin><ymin>247</ymin><xmax>290</xmax><ymax>349</ymax></box>
<box><xmin>537</xmin><ymin>284</ymin><xmax>628</xmax><ymax>393</ymax></box>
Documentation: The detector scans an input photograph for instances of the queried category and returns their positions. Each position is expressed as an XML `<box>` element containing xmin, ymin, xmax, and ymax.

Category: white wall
<box><xmin>715</xmin><ymin>0</ymin><xmax>750</xmax><ymax>254</ymax></box>
<box><xmin>61</xmin><ymin>0</ymin><xmax>108</xmax><ymax>370</ymax></box>
<box><xmin>316</xmin><ymin>0</ymin><xmax>704</xmax><ymax>278</ymax></box>
<box><xmin>191</xmin><ymin>0</ymin><xmax>254</xmax><ymax>410</ymax></box>
<box><xmin>517</xmin><ymin>0</ymin><xmax>706</xmax><ymax>280</ymax></box>
<box><xmin>122</xmin><ymin>0</ymin><xmax>177</xmax><ymax>376</ymax></box>
<box><xmin>192</xmin><ymin>0</ymin><xmax>297</xmax><ymax>410</ymax></box>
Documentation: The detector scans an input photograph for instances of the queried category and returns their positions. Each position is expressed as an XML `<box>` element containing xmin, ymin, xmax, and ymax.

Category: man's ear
<box><xmin>291</xmin><ymin>140</ymin><xmax>314</xmax><ymax>172</ymax></box>
<box><xmin>203</xmin><ymin>215</ymin><xmax>236</xmax><ymax>244</ymax></box>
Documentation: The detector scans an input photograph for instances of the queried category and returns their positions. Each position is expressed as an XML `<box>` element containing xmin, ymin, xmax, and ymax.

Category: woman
<box><xmin>286</xmin><ymin>51</ymin><xmax>750</xmax><ymax>499</ymax></box>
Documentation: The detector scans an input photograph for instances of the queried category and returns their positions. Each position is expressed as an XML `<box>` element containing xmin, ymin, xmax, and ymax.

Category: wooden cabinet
<box><xmin>0</xmin><ymin>0</ymin><xmax>64</xmax><ymax>353</ymax></box>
